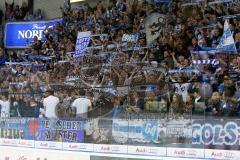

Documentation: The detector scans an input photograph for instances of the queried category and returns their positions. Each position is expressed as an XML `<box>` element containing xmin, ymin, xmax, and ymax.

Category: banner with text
<box><xmin>192</xmin><ymin>119</ymin><xmax>240</xmax><ymax>149</ymax></box>
<box><xmin>75</xmin><ymin>31</ymin><xmax>91</xmax><ymax>57</ymax></box>
<box><xmin>112</xmin><ymin>119</ymin><xmax>158</xmax><ymax>143</ymax></box>
<box><xmin>4</xmin><ymin>19</ymin><xmax>62</xmax><ymax>48</ymax></box>
<box><xmin>0</xmin><ymin>118</ymin><xmax>36</xmax><ymax>140</ymax></box>
<box><xmin>35</xmin><ymin>118</ymin><xmax>85</xmax><ymax>143</ymax></box>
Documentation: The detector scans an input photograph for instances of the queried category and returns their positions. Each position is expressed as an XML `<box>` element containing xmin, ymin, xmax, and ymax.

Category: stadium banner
<box><xmin>75</xmin><ymin>31</ymin><xmax>91</xmax><ymax>57</ymax></box>
<box><xmin>127</xmin><ymin>145</ymin><xmax>167</xmax><ymax>156</ymax></box>
<box><xmin>35</xmin><ymin>118</ymin><xmax>85</xmax><ymax>143</ymax></box>
<box><xmin>93</xmin><ymin>144</ymin><xmax>128</xmax><ymax>154</ymax></box>
<box><xmin>192</xmin><ymin>119</ymin><xmax>240</xmax><ymax>148</ymax></box>
<box><xmin>4</xmin><ymin>19</ymin><xmax>62</xmax><ymax>48</ymax></box>
<box><xmin>145</xmin><ymin>13</ymin><xmax>167</xmax><ymax>45</ymax></box>
<box><xmin>0</xmin><ymin>118</ymin><xmax>36</xmax><ymax>143</ymax></box>
<box><xmin>161</xmin><ymin>118</ymin><xmax>192</xmax><ymax>144</ymax></box>
<box><xmin>167</xmin><ymin>147</ymin><xmax>205</xmax><ymax>159</ymax></box>
<box><xmin>205</xmin><ymin>149</ymin><xmax>240</xmax><ymax>160</ymax></box>
<box><xmin>62</xmin><ymin>142</ymin><xmax>94</xmax><ymax>152</ymax></box>
<box><xmin>90</xmin><ymin>155</ymin><xmax>159</xmax><ymax>160</ymax></box>
<box><xmin>0</xmin><ymin>146</ymin><xmax>90</xmax><ymax>160</ymax></box>
<box><xmin>84</xmin><ymin>118</ymin><xmax>112</xmax><ymax>144</ymax></box>
<box><xmin>112</xmin><ymin>119</ymin><xmax>158</xmax><ymax>143</ymax></box>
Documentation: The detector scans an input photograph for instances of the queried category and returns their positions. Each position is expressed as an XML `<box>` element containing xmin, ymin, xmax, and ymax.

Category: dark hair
<box><xmin>48</xmin><ymin>90</ymin><xmax>54</xmax><ymax>95</ymax></box>
<box><xmin>193</xmin><ymin>88</ymin><xmax>200</xmax><ymax>94</ymax></box>
<box><xmin>162</xmin><ymin>60</ymin><xmax>169</xmax><ymax>66</ymax></box>
<box><xmin>79</xmin><ymin>89</ymin><xmax>86</xmax><ymax>96</ymax></box>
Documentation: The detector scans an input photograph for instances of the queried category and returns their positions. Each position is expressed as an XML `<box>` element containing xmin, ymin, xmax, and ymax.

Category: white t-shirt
<box><xmin>72</xmin><ymin>97</ymin><xmax>91</xmax><ymax>115</ymax></box>
<box><xmin>0</xmin><ymin>100</ymin><xmax>10</xmax><ymax>118</ymax></box>
<box><xmin>43</xmin><ymin>95</ymin><xmax>60</xmax><ymax>118</ymax></box>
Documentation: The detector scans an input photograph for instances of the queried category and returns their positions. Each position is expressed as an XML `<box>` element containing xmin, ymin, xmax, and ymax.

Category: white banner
<box><xmin>112</xmin><ymin>119</ymin><xmax>158</xmax><ymax>143</ymax></box>
<box><xmin>62</xmin><ymin>142</ymin><xmax>94</xmax><ymax>152</ymax></box>
<box><xmin>205</xmin><ymin>149</ymin><xmax>240</xmax><ymax>160</ymax></box>
<box><xmin>167</xmin><ymin>147</ymin><xmax>205</xmax><ymax>159</ymax></box>
<box><xmin>127</xmin><ymin>145</ymin><xmax>166</xmax><ymax>156</ymax></box>
<box><xmin>1</xmin><ymin>146</ymin><xmax>240</xmax><ymax>160</ymax></box>
<box><xmin>93</xmin><ymin>144</ymin><xmax>128</xmax><ymax>154</ymax></box>
<box><xmin>75</xmin><ymin>31</ymin><xmax>91</xmax><ymax>57</ymax></box>
<box><xmin>0</xmin><ymin>146</ymin><xmax>90</xmax><ymax>160</ymax></box>
<box><xmin>35</xmin><ymin>141</ymin><xmax>62</xmax><ymax>150</ymax></box>
<box><xmin>145</xmin><ymin>13</ymin><xmax>167</xmax><ymax>45</ymax></box>
<box><xmin>16</xmin><ymin>140</ymin><xmax>35</xmax><ymax>148</ymax></box>
<box><xmin>121</xmin><ymin>34</ymin><xmax>139</xmax><ymax>43</ymax></box>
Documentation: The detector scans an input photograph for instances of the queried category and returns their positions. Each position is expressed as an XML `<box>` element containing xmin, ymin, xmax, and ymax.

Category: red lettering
<box><xmin>40</xmin><ymin>143</ymin><xmax>48</xmax><ymax>147</ymax></box>
<box><xmin>69</xmin><ymin>145</ymin><xmax>78</xmax><ymax>148</ymax></box>
<box><xmin>3</xmin><ymin>140</ymin><xmax>10</xmax><ymax>143</ymax></box>
<box><xmin>211</xmin><ymin>152</ymin><xmax>222</xmax><ymax>157</ymax></box>
<box><xmin>19</xmin><ymin>141</ymin><xmax>27</xmax><ymax>145</ymax></box>
<box><xmin>174</xmin><ymin>150</ymin><xmax>185</xmax><ymax>155</ymax></box>
<box><xmin>101</xmin><ymin>146</ymin><xmax>110</xmax><ymax>151</ymax></box>
<box><xmin>136</xmin><ymin>148</ymin><xmax>146</xmax><ymax>153</ymax></box>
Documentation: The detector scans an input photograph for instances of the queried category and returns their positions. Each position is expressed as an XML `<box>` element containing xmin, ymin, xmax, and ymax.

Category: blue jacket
<box><xmin>0</xmin><ymin>54</ymin><xmax>8</xmax><ymax>65</ymax></box>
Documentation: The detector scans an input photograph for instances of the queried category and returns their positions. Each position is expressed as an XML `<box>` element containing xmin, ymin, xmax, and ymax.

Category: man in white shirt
<box><xmin>0</xmin><ymin>95</ymin><xmax>10</xmax><ymax>118</ymax></box>
<box><xmin>71</xmin><ymin>89</ymin><xmax>92</xmax><ymax>118</ymax></box>
<box><xmin>42</xmin><ymin>90</ymin><xmax>60</xmax><ymax>118</ymax></box>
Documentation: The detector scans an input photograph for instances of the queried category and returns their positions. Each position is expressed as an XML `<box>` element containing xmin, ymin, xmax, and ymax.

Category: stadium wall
<box><xmin>0</xmin><ymin>0</ymin><xmax>112</xmax><ymax>20</ymax></box>
<box><xmin>33</xmin><ymin>0</ymin><xmax>65</xmax><ymax>19</ymax></box>
<box><xmin>1</xmin><ymin>145</ymin><xmax>240</xmax><ymax>160</ymax></box>
<box><xmin>34</xmin><ymin>0</ymin><xmax>111</xmax><ymax>19</ymax></box>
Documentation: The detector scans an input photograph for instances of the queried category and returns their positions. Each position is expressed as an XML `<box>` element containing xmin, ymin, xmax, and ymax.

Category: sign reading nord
<box><xmin>4</xmin><ymin>19</ymin><xmax>62</xmax><ymax>48</ymax></box>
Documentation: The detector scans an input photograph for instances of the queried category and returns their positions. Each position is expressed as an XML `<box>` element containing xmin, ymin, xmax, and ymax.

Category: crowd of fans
<box><xmin>0</xmin><ymin>0</ymin><xmax>240</xmax><ymax>119</ymax></box>
<box><xmin>3</xmin><ymin>1</ymin><xmax>43</xmax><ymax>22</ymax></box>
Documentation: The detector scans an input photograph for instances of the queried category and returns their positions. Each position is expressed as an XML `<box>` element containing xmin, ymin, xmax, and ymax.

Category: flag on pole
<box><xmin>216</xmin><ymin>20</ymin><xmax>237</xmax><ymax>53</ymax></box>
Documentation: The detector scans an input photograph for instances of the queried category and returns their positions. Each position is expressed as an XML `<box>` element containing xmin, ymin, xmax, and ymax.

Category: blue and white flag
<box><xmin>145</xmin><ymin>13</ymin><xmax>167</xmax><ymax>45</ymax></box>
<box><xmin>75</xmin><ymin>31</ymin><xmax>91</xmax><ymax>57</ymax></box>
<box><xmin>121</xmin><ymin>33</ymin><xmax>139</xmax><ymax>43</ymax></box>
<box><xmin>216</xmin><ymin>20</ymin><xmax>237</xmax><ymax>53</ymax></box>
<box><xmin>193</xmin><ymin>59</ymin><xmax>220</xmax><ymax>66</ymax></box>
<box><xmin>191</xmin><ymin>50</ymin><xmax>216</xmax><ymax>55</ymax></box>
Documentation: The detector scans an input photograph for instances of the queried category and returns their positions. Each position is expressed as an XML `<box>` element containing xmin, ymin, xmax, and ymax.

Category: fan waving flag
<box><xmin>75</xmin><ymin>31</ymin><xmax>91</xmax><ymax>57</ymax></box>
<box><xmin>216</xmin><ymin>20</ymin><xmax>237</xmax><ymax>53</ymax></box>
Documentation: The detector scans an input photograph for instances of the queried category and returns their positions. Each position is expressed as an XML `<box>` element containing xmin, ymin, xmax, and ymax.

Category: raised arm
<box><xmin>170</xmin><ymin>51</ymin><xmax>181</xmax><ymax>68</ymax></box>
<box><xmin>111</xmin><ymin>66</ymin><xmax>121</xmax><ymax>78</ymax></box>
<box><xmin>142</xmin><ymin>50</ymin><xmax>149</xmax><ymax>62</ymax></box>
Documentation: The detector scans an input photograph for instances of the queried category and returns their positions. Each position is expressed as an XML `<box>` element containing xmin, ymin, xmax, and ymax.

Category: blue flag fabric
<box><xmin>216</xmin><ymin>20</ymin><xmax>237</xmax><ymax>53</ymax></box>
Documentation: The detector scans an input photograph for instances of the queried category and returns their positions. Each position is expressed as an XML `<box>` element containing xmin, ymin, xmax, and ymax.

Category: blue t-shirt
<box><xmin>111</xmin><ymin>105</ymin><xmax>124</xmax><ymax>118</ymax></box>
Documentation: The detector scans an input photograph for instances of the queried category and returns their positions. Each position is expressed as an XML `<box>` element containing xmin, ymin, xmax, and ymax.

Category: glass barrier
<box><xmin>1</xmin><ymin>53</ymin><xmax>240</xmax><ymax>159</ymax></box>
